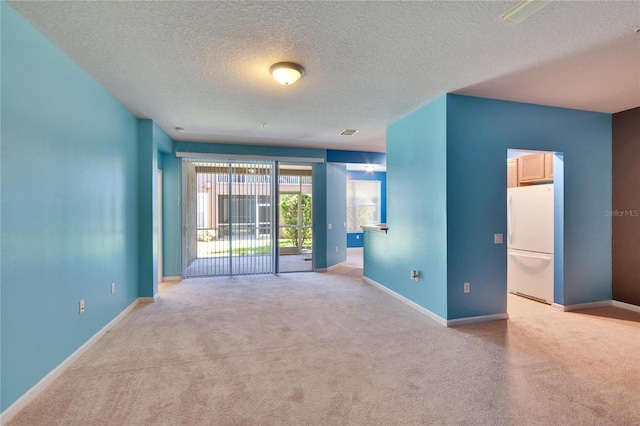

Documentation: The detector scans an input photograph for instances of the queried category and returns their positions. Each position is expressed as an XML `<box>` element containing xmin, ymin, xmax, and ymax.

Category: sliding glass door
<box><xmin>182</xmin><ymin>159</ymin><xmax>315</xmax><ymax>277</ymax></box>
<box><xmin>183</xmin><ymin>159</ymin><xmax>275</xmax><ymax>277</ymax></box>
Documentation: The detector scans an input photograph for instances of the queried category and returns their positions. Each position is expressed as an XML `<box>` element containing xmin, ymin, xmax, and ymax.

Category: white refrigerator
<box><xmin>507</xmin><ymin>184</ymin><xmax>554</xmax><ymax>303</ymax></box>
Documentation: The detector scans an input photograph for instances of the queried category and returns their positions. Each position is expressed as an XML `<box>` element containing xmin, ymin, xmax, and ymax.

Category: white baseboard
<box><xmin>0</xmin><ymin>298</ymin><xmax>139</xmax><ymax>425</ymax></box>
<box><xmin>315</xmin><ymin>261</ymin><xmax>346</xmax><ymax>272</ymax></box>
<box><xmin>362</xmin><ymin>276</ymin><xmax>447</xmax><ymax>326</ymax></box>
<box><xmin>138</xmin><ymin>294</ymin><xmax>159</xmax><ymax>303</ymax></box>
<box><xmin>446</xmin><ymin>313</ymin><xmax>509</xmax><ymax>327</ymax></box>
<box><xmin>161</xmin><ymin>276</ymin><xmax>181</xmax><ymax>282</ymax></box>
<box><xmin>550</xmin><ymin>303</ymin><xmax>564</xmax><ymax>311</ymax></box>
<box><xmin>552</xmin><ymin>300</ymin><xmax>612</xmax><ymax>312</ymax></box>
<box><xmin>612</xmin><ymin>300</ymin><xmax>640</xmax><ymax>313</ymax></box>
<box><xmin>363</xmin><ymin>276</ymin><xmax>508</xmax><ymax>327</ymax></box>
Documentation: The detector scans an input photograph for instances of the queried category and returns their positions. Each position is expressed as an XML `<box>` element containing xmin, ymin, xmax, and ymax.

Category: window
<box><xmin>346</xmin><ymin>180</ymin><xmax>381</xmax><ymax>232</ymax></box>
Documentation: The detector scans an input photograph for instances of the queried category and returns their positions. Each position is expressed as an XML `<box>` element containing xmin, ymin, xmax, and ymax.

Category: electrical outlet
<box><xmin>111</xmin><ymin>282</ymin><xmax>115</xmax><ymax>294</ymax></box>
<box><xmin>464</xmin><ymin>282</ymin><xmax>470</xmax><ymax>293</ymax></box>
<box><xmin>79</xmin><ymin>299</ymin><xmax>85</xmax><ymax>314</ymax></box>
<box><xmin>494</xmin><ymin>233</ymin><xmax>503</xmax><ymax>244</ymax></box>
<box><xmin>328</xmin><ymin>223</ymin><xmax>332</xmax><ymax>230</ymax></box>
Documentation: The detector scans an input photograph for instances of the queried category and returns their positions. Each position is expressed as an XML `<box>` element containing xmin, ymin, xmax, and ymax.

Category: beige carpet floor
<box><xmin>8</xmin><ymin>263</ymin><xmax>640</xmax><ymax>425</ymax></box>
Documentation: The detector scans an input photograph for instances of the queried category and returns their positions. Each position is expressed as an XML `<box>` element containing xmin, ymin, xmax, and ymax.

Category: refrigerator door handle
<box><xmin>508</xmin><ymin>251</ymin><xmax>552</xmax><ymax>261</ymax></box>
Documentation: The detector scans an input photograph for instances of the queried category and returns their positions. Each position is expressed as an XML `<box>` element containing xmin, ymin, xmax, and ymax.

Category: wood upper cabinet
<box><xmin>545</xmin><ymin>152</ymin><xmax>554</xmax><ymax>179</ymax></box>
<box><xmin>507</xmin><ymin>158</ymin><xmax>518</xmax><ymax>188</ymax></box>
<box><xmin>518</xmin><ymin>152</ymin><xmax>554</xmax><ymax>184</ymax></box>
<box><xmin>518</xmin><ymin>153</ymin><xmax>546</xmax><ymax>182</ymax></box>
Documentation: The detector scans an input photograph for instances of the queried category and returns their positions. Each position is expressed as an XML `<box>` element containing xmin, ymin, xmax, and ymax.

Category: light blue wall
<box><xmin>446</xmin><ymin>94</ymin><xmax>611</xmax><ymax>318</ymax></box>
<box><xmin>327</xmin><ymin>150</ymin><xmax>386</xmax><ymax>165</ymax></box>
<box><xmin>312</xmin><ymin>163</ymin><xmax>328</xmax><ymax>270</ymax></box>
<box><xmin>347</xmin><ymin>232</ymin><xmax>363</xmax><ymax>248</ymax></box>
<box><xmin>160</xmin><ymin>153</ymin><xmax>182</xmax><ymax>277</ymax></box>
<box><xmin>366</xmin><ymin>94</ymin><xmax>610</xmax><ymax>321</ymax></box>
<box><xmin>137</xmin><ymin>120</ymin><xmax>158</xmax><ymax>298</ymax></box>
<box><xmin>346</xmin><ymin>171</ymin><xmax>387</xmax><ymax>248</ymax></box>
<box><xmin>326</xmin><ymin>164</ymin><xmax>347</xmax><ymax>267</ymax></box>
<box><xmin>174</xmin><ymin>141</ymin><xmax>325</xmax><ymax>160</ymax></box>
<box><xmin>1</xmin><ymin>2</ymin><xmax>139</xmax><ymax>411</ymax></box>
<box><xmin>364</xmin><ymin>95</ymin><xmax>449</xmax><ymax>318</ymax></box>
<box><xmin>139</xmin><ymin>120</ymin><xmax>173</xmax><ymax>295</ymax></box>
<box><xmin>155</xmin><ymin>122</ymin><xmax>173</xmax><ymax>154</ymax></box>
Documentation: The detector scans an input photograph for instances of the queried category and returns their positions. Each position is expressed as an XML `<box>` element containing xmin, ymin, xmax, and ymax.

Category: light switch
<box><xmin>328</xmin><ymin>223</ymin><xmax>332</xmax><ymax>230</ymax></box>
<box><xmin>494</xmin><ymin>233</ymin><xmax>503</xmax><ymax>244</ymax></box>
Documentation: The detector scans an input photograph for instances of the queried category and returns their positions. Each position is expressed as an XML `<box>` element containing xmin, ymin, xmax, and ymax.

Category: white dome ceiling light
<box><xmin>269</xmin><ymin>62</ymin><xmax>304</xmax><ymax>85</ymax></box>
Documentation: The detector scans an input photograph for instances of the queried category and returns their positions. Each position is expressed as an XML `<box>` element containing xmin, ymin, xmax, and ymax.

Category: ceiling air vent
<box><xmin>500</xmin><ymin>0</ymin><xmax>551</xmax><ymax>24</ymax></box>
<box><xmin>340</xmin><ymin>129</ymin><xmax>359</xmax><ymax>136</ymax></box>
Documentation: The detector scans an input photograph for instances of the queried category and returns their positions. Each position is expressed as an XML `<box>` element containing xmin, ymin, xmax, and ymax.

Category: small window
<box><xmin>346</xmin><ymin>180</ymin><xmax>381</xmax><ymax>232</ymax></box>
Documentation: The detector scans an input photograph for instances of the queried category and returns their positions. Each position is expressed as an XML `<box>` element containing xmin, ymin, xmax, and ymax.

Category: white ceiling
<box><xmin>8</xmin><ymin>1</ymin><xmax>640</xmax><ymax>153</ymax></box>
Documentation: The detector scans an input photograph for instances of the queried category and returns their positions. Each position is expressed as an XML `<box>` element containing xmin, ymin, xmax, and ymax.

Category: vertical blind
<box><xmin>183</xmin><ymin>159</ymin><xmax>275</xmax><ymax>277</ymax></box>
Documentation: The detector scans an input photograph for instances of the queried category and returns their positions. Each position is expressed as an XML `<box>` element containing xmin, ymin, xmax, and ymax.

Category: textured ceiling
<box><xmin>8</xmin><ymin>1</ymin><xmax>640</xmax><ymax>152</ymax></box>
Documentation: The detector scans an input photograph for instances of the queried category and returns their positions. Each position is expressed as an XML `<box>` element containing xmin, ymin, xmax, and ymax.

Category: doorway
<box><xmin>506</xmin><ymin>149</ymin><xmax>564</xmax><ymax>313</ymax></box>
<box><xmin>278</xmin><ymin>163</ymin><xmax>313</xmax><ymax>272</ymax></box>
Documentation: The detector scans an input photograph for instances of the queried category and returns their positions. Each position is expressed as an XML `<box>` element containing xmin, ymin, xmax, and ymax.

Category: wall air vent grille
<box><xmin>340</xmin><ymin>129</ymin><xmax>359</xmax><ymax>136</ymax></box>
<box><xmin>500</xmin><ymin>0</ymin><xmax>552</xmax><ymax>24</ymax></box>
